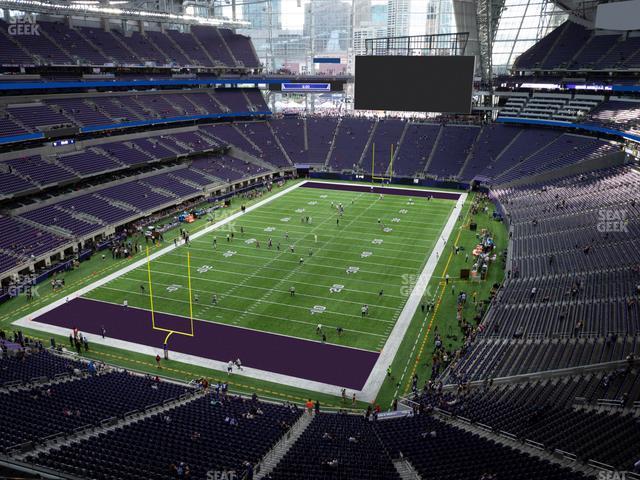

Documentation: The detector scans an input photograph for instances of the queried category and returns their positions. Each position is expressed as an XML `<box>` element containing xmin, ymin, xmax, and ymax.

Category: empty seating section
<box><xmin>13</xmin><ymin>178</ymin><xmax>179</xmax><ymax>244</ymax></box>
<box><xmin>393</xmin><ymin>123</ymin><xmax>439</xmax><ymax>177</ymax></box>
<box><xmin>5</xmin><ymin>156</ymin><xmax>75</xmax><ymax>186</ymax></box>
<box><xmin>375</xmin><ymin>415</ymin><xmax>585</xmax><ymax>479</ymax></box>
<box><xmin>0</xmin><ymin>371</ymin><xmax>189</xmax><ymax>452</ymax></box>
<box><xmin>168</xmin><ymin>168</ymin><xmax>213</xmax><ymax>187</ymax></box>
<box><xmin>1</xmin><ymin>20</ymin><xmax>70</xmax><ymax>65</ymax></box>
<box><xmin>245</xmin><ymin>88</ymin><xmax>269</xmax><ymax>111</ymax></box>
<box><xmin>0</xmin><ymin>115</ymin><xmax>26</xmax><ymax>137</ymax></box>
<box><xmin>6</xmin><ymin>104</ymin><xmax>71</xmax><ymax>129</ymax></box>
<box><xmin>448</xmin><ymin>336</ymin><xmax>639</xmax><ymax>381</ymax></box>
<box><xmin>181</xmin><ymin>92</ymin><xmax>224</xmax><ymax>114</ymax></box>
<box><xmin>499</xmin><ymin>94</ymin><xmax>602</xmax><ymax>122</ymax></box>
<box><xmin>416</xmin><ymin>374</ymin><xmax>640</xmax><ymax>470</ymax></box>
<box><xmin>270</xmin><ymin>413</ymin><xmax>399</xmax><ymax>480</ymax></box>
<box><xmin>515</xmin><ymin>20</ymin><xmax>640</xmax><ymax>71</ymax></box>
<box><xmin>446</xmin><ymin>166</ymin><xmax>640</xmax><ymax>387</ymax></box>
<box><xmin>0</xmin><ymin>23</ymin><xmax>36</xmax><ymax>65</ymax></box>
<box><xmin>160</xmin><ymin>93</ymin><xmax>201</xmax><ymax>116</ymax></box>
<box><xmin>513</xmin><ymin>21</ymin><xmax>567</xmax><ymax>70</ymax></box>
<box><xmin>112</xmin><ymin>30</ymin><xmax>167</xmax><ymax>64</ymax></box>
<box><xmin>0</xmin><ymin>350</ymin><xmax>86</xmax><ymax>385</ymax></box>
<box><xmin>21</xmin><ymin>205</ymin><xmax>102</xmax><ymax>237</ymax></box>
<box><xmin>215</xmin><ymin>89</ymin><xmax>252</xmax><ymax>112</ymax></box>
<box><xmin>220</xmin><ymin>29</ymin><xmax>260</xmax><ymax>68</ymax></box>
<box><xmin>57</xmin><ymin>194</ymin><xmax>132</xmax><ymax>225</ymax></box>
<box><xmin>30</xmin><ymin>395</ymin><xmax>300</xmax><ymax>480</ymax></box>
<box><xmin>1</xmin><ymin>125</ymin><xmax>244</xmax><ymax>198</ymax></box>
<box><xmin>99</xmin><ymin>141</ymin><xmax>154</xmax><ymax>166</ymax></box>
<box><xmin>459</xmin><ymin>124</ymin><xmax>520</xmax><ymax>181</ymax></box>
<box><xmin>587</xmin><ymin>99</ymin><xmax>640</xmax><ymax>135</ymax></box>
<box><xmin>478</xmin><ymin>129</ymin><xmax>560</xmax><ymax>179</ymax></box>
<box><xmin>50</xmin><ymin>98</ymin><xmax>113</xmax><ymax>126</ymax></box>
<box><xmin>0</xmin><ymin>90</ymin><xmax>268</xmax><ymax>138</ymax></box>
<box><xmin>144</xmin><ymin>30</ymin><xmax>191</xmax><ymax>66</ymax></box>
<box><xmin>305</xmin><ymin>117</ymin><xmax>339</xmax><ymax>164</ymax></box>
<box><xmin>599</xmin><ymin>36</ymin><xmax>640</xmax><ymax>70</ymax></box>
<box><xmin>0</xmin><ymin>347</ymin><xmax>615</xmax><ymax>479</ymax></box>
<box><xmin>428</xmin><ymin>125</ymin><xmax>479</xmax><ymax>179</ymax></box>
<box><xmin>77</xmin><ymin>27</ymin><xmax>139</xmax><ymax>65</ymax></box>
<box><xmin>554</xmin><ymin>98</ymin><xmax>601</xmax><ymax>121</ymax></box>
<box><xmin>492</xmin><ymin>135</ymin><xmax>617</xmax><ymax>184</ymax></box>
<box><xmin>0</xmin><ymin>215</ymin><xmax>67</xmax><ymax>264</ymax></box>
<box><xmin>236</xmin><ymin>122</ymin><xmax>289</xmax><ymax>166</ymax></box>
<box><xmin>499</xmin><ymin>97</ymin><xmax>527</xmax><ymax>117</ymax></box>
<box><xmin>89</xmin><ymin>97</ymin><xmax>141</xmax><ymax>122</ymax></box>
<box><xmin>270</xmin><ymin>118</ymin><xmax>306</xmax><ymax>164</ymax></box>
<box><xmin>541</xmin><ymin>22</ymin><xmax>592</xmax><ymax>69</ymax></box>
<box><xmin>191</xmin><ymin>25</ymin><xmax>235</xmax><ymax>67</ymax></box>
<box><xmin>142</xmin><ymin>172</ymin><xmax>199</xmax><ymax>197</ymax></box>
<box><xmin>191</xmin><ymin>155</ymin><xmax>266</xmax><ymax>182</ymax></box>
<box><xmin>365</xmin><ymin>119</ymin><xmax>406</xmax><ymax>176</ymax></box>
<box><xmin>167</xmin><ymin>29</ymin><xmax>213</xmax><ymax>67</ymax></box>
<box><xmin>1</xmin><ymin>20</ymin><xmax>259</xmax><ymax>69</ymax></box>
<box><xmin>169</xmin><ymin>131</ymin><xmax>218</xmax><ymax>151</ymax></box>
<box><xmin>38</xmin><ymin>21</ymin><xmax>108</xmax><ymax>65</ymax></box>
<box><xmin>101</xmin><ymin>182</ymin><xmax>173</xmax><ymax>211</ymax></box>
<box><xmin>131</xmin><ymin>94</ymin><xmax>182</xmax><ymax>118</ymax></box>
<box><xmin>130</xmin><ymin>138</ymin><xmax>177</xmax><ymax>160</ymax></box>
<box><xmin>0</xmin><ymin>170</ymin><xmax>37</xmax><ymax>197</ymax></box>
<box><xmin>200</xmin><ymin>123</ymin><xmax>259</xmax><ymax>155</ymax></box>
<box><xmin>328</xmin><ymin>118</ymin><xmax>374</xmax><ymax>170</ymax></box>
<box><xmin>572</xmin><ymin>35</ymin><xmax>619</xmax><ymax>69</ymax></box>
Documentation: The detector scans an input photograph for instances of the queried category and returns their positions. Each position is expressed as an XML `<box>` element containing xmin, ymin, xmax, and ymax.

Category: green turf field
<box><xmin>84</xmin><ymin>185</ymin><xmax>456</xmax><ymax>352</ymax></box>
<box><xmin>0</xmin><ymin>180</ymin><xmax>507</xmax><ymax>408</ymax></box>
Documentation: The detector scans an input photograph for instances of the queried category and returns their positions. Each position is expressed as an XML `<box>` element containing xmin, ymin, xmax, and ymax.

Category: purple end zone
<box><xmin>34</xmin><ymin>298</ymin><xmax>379</xmax><ymax>390</ymax></box>
<box><xmin>302</xmin><ymin>181</ymin><xmax>462</xmax><ymax>200</ymax></box>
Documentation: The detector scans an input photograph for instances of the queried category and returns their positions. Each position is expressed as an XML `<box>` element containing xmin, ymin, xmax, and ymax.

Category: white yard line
<box><xmin>14</xmin><ymin>180</ymin><xmax>465</xmax><ymax>402</ymax></box>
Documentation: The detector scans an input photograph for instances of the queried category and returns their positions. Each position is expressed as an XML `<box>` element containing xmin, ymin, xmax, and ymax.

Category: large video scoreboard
<box><xmin>354</xmin><ymin>55</ymin><xmax>475</xmax><ymax>113</ymax></box>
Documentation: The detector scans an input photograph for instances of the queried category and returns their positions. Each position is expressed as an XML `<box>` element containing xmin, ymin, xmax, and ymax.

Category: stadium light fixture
<box><xmin>0</xmin><ymin>0</ymin><xmax>251</xmax><ymax>27</ymax></box>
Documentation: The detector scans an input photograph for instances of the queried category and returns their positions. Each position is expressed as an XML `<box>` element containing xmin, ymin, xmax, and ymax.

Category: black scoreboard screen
<box><xmin>354</xmin><ymin>55</ymin><xmax>475</xmax><ymax>113</ymax></box>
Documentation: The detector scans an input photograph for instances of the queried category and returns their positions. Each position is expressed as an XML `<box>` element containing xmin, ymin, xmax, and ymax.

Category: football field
<box><xmin>87</xmin><ymin>183</ymin><xmax>455</xmax><ymax>351</ymax></box>
<box><xmin>17</xmin><ymin>181</ymin><xmax>462</xmax><ymax>397</ymax></box>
